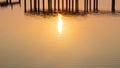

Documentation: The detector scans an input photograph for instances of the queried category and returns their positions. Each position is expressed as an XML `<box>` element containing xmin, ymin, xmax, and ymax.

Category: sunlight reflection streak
<box><xmin>58</xmin><ymin>14</ymin><xmax>63</xmax><ymax>34</ymax></box>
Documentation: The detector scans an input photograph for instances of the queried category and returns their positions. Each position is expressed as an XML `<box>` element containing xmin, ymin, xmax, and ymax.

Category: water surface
<box><xmin>0</xmin><ymin>0</ymin><xmax>120</xmax><ymax>68</ymax></box>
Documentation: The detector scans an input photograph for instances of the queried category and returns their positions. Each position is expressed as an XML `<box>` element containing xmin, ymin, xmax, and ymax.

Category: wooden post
<box><xmin>34</xmin><ymin>0</ymin><xmax>37</xmax><ymax>12</ymax></box>
<box><xmin>48</xmin><ymin>0</ymin><xmax>52</xmax><ymax>13</ymax></box>
<box><xmin>43</xmin><ymin>0</ymin><xmax>45</xmax><ymax>13</ymax></box>
<box><xmin>89</xmin><ymin>0</ymin><xmax>91</xmax><ymax>12</ymax></box>
<box><xmin>69</xmin><ymin>0</ymin><xmax>71</xmax><ymax>13</ymax></box>
<box><xmin>19</xmin><ymin>0</ymin><xmax>21</xmax><ymax>6</ymax></box>
<box><xmin>10</xmin><ymin>0</ymin><xmax>11</xmax><ymax>4</ymax></box>
<box><xmin>84</xmin><ymin>0</ymin><xmax>86</xmax><ymax>13</ymax></box>
<box><xmin>72</xmin><ymin>0</ymin><xmax>74</xmax><ymax>13</ymax></box>
<box><xmin>62</xmin><ymin>0</ymin><xmax>64</xmax><ymax>11</ymax></box>
<box><xmin>66</xmin><ymin>0</ymin><xmax>68</xmax><ymax>12</ymax></box>
<box><xmin>50</xmin><ymin>0</ymin><xmax>52</xmax><ymax>13</ymax></box>
<box><xmin>38</xmin><ymin>0</ymin><xmax>40</xmax><ymax>12</ymax></box>
<box><xmin>6</xmin><ymin>0</ymin><xmax>8</xmax><ymax>4</ymax></box>
<box><xmin>48</xmin><ymin>0</ymin><xmax>50</xmax><ymax>12</ymax></box>
<box><xmin>75</xmin><ymin>0</ymin><xmax>79</xmax><ymax>13</ymax></box>
<box><xmin>54</xmin><ymin>0</ymin><xmax>56</xmax><ymax>12</ymax></box>
<box><xmin>19</xmin><ymin>0</ymin><xmax>21</xmax><ymax>3</ymax></box>
<box><xmin>96</xmin><ymin>0</ymin><xmax>98</xmax><ymax>12</ymax></box>
<box><xmin>30</xmin><ymin>0</ymin><xmax>32</xmax><ymax>12</ymax></box>
<box><xmin>24</xmin><ymin>0</ymin><xmax>26</xmax><ymax>12</ymax></box>
<box><xmin>93</xmin><ymin>0</ymin><xmax>96</xmax><ymax>12</ymax></box>
<box><xmin>58</xmin><ymin>0</ymin><xmax>60</xmax><ymax>11</ymax></box>
<box><xmin>112</xmin><ymin>0</ymin><xmax>115</xmax><ymax>13</ymax></box>
<box><xmin>86</xmin><ymin>0</ymin><xmax>88</xmax><ymax>12</ymax></box>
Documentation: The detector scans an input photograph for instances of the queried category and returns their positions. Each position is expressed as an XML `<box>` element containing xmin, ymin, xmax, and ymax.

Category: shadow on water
<box><xmin>24</xmin><ymin>10</ymin><xmax>120</xmax><ymax>18</ymax></box>
<box><xmin>24</xmin><ymin>10</ymin><xmax>87</xmax><ymax>17</ymax></box>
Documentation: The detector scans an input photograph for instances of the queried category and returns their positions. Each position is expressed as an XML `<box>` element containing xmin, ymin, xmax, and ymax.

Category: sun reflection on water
<box><xmin>58</xmin><ymin>14</ymin><xmax>63</xmax><ymax>34</ymax></box>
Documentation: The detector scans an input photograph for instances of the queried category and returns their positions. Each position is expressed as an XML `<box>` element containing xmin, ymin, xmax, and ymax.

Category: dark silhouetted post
<box><xmin>10</xmin><ymin>0</ymin><xmax>11</xmax><ymax>4</ymax></box>
<box><xmin>43</xmin><ymin>0</ymin><xmax>45</xmax><ymax>13</ymax></box>
<box><xmin>96</xmin><ymin>0</ymin><xmax>98</xmax><ymax>12</ymax></box>
<box><xmin>112</xmin><ymin>0</ymin><xmax>115</xmax><ymax>13</ymax></box>
<box><xmin>84</xmin><ymin>0</ymin><xmax>86</xmax><ymax>13</ymax></box>
<box><xmin>93</xmin><ymin>0</ymin><xmax>96</xmax><ymax>12</ymax></box>
<box><xmin>58</xmin><ymin>0</ymin><xmax>60</xmax><ymax>11</ymax></box>
<box><xmin>6</xmin><ymin>0</ymin><xmax>8</xmax><ymax>4</ymax></box>
<box><xmin>48</xmin><ymin>0</ymin><xmax>52</xmax><ymax>13</ymax></box>
<box><xmin>38</xmin><ymin>0</ymin><xmax>40</xmax><ymax>13</ymax></box>
<box><xmin>89</xmin><ymin>0</ymin><xmax>91</xmax><ymax>12</ymax></box>
<box><xmin>66</xmin><ymin>0</ymin><xmax>68</xmax><ymax>12</ymax></box>
<box><xmin>30</xmin><ymin>0</ymin><xmax>32</xmax><ymax>12</ymax></box>
<box><xmin>24</xmin><ymin>0</ymin><xmax>26</xmax><ymax>12</ymax></box>
<box><xmin>50</xmin><ymin>0</ymin><xmax>52</xmax><ymax>13</ymax></box>
<box><xmin>86</xmin><ymin>0</ymin><xmax>88</xmax><ymax>12</ymax></box>
<box><xmin>48</xmin><ymin>0</ymin><xmax>50</xmax><ymax>12</ymax></box>
<box><xmin>34</xmin><ymin>0</ymin><xmax>37</xmax><ymax>12</ymax></box>
<box><xmin>69</xmin><ymin>0</ymin><xmax>71</xmax><ymax>13</ymax></box>
<box><xmin>19</xmin><ymin>0</ymin><xmax>21</xmax><ymax>3</ymax></box>
<box><xmin>54</xmin><ymin>0</ymin><xmax>56</xmax><ymax>12</ymax></box>
<box><xmin>72</xmin><ymin>0</ymin><xmax>74</xmax><ymax>13</ymax></box>
<box><xmin>19</xmin><ymin>0</ymin><xmax>21</xmax><ymax>6</ymax></box>
<box><xmin>75</xmin><ymin>0</ymin><xmax>79</xmax><ymax>13</ymax></box>
<box><xmin>62</xmin><ymin>0</ymin><xmax>64</xmax><ymax>11</ymax></box>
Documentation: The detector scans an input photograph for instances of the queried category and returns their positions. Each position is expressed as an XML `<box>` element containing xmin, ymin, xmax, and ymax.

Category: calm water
<box><xmin>0</xmin><ymin>0</ymin><xmax>120</xmax><ymax>68</ymax></box>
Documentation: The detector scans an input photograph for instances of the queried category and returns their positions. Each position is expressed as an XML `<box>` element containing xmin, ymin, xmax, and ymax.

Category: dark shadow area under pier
<box><xmin>24</xmin><ymin>9</ymin><xmax>87</xmax><ymax>16</ymax></box>
<box><xmin>24</xmin><ymin>10</ymin><xmax>120</xmax><ymax>17</ymax></box>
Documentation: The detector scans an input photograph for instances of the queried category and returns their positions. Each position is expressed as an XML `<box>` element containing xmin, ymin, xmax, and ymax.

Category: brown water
<box><xmin>0</xmin><ymin>0</ymin><xmax>120</xmax><ymax>68</ymax></box>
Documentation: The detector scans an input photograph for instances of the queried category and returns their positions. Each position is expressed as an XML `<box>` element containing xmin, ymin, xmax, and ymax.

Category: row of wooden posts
<box><xmin>24</xmin><ymin>0</ymin><xmax>116</xmax><ymax>14</ymax></box>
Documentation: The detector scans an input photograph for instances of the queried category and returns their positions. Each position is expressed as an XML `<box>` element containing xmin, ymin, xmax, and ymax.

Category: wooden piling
<box><xmin>75</xmin><ymin>0</ymin><xmax>79</xmax><ymax>13</ymax></box>
<box><xmin>112</xmin><ymin>0</ymin><xmax>115</xmax><ymax>13</ymax></box>
<box><xmin>69</xmin><ymin>0</ymin><xmax>71</xmax><ymax>13</ymax></box>
<box><xmin>93</xmin><ymin>0</ymin><xmax>96</xmax><ymax>12</ymax></box>
<box><xmin>50</xmin><ymin>0</ymin><xmax>52</xmax><ymax>13</ymax></box>
<box><xmin>66</xmin><ymin>0</ymin><xmax>68</xmax><ymax>12</ymax></box>
<box><xmin>72</xmin><ymin>0</ymin><xmax>74</xmax><ymax>13</ymax></box>
<box><xmin>62</xmin><ymin>0</ymin><xmax>64</xmax><ymax>11</ymax></box>
<box><xmin>24</xmin><ymin>0</ymin><xmax>26</xmax><ymax>12</ymax></box>
<box><xmin>48</xmin><ymin>0</ymin><xmax>52</xmax><ymax>13</ymax></box>
<box><xmin>43</xmin><ymin>0</ymin><xmax>45</xmax><ymax>13</ymax></box>
<box><xmin>54</xmin><ymin>0</ymin><xmax>56</xmax><ymax>12</ymax></box>
<box><xmin>48</xmin><ymin>0</ymin><xmax>50</xmax><ymax>12</ymax></box>
<box><xmin>84</xmin><ymin>0</ymin><xmax>86</xmax><ymax>13</ymax></box>
<box><xmin>96</xmin><ymin>0</ymin><xmax>98</xmax><ymax>12</ymax></box>
<box><xmin>58</xmin><ymin>0</ymin><xmax>60</xmax><ymax>11</ymax></box>
<box><xmin>89</xmin><ymin>0</ymin><xmax>91</xmax><ymax>12</ymax></box>
<box><xmin>38</xmin><ymin>0</ymin><xmax>40</xmax><ymax>12</ymax></box>
<box><xmin>6</xmin><ymin>0</ymin><xmax>8</xmax><ymax>4</ymax></box>
<box><xmin>34</xmin><ymin>0</ymin><xmax>37</xmax><ymax>12</ymax></box>
<box><xmin>10</xmin><ymin>0</ymin><xmax>11</xmax><ymax>4</ymax></box>
<box><xmin>86</xmin><ymin>0</ymin><xmax>88</xmax><ymax>12</ymax></box>
<box><xmin>19</xmin><ymin>0</ymin><xmax>21</xmax><ymax>6</ymax></box>
<box><xmin>30</xmin><ymin>0</ymin><xmax>32</xmax><ymax>12</ymax></box>
<box><xmin>19</xmin><ymin>0</ymin><xmax>21</xmax><ymax>3</ymax></box>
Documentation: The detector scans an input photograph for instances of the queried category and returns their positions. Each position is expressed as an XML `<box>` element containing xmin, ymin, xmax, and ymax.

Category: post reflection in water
<box><xmin>58</xmin><ymin>14</ymin><xmax>63</xmax><ymax>34</ymax></box>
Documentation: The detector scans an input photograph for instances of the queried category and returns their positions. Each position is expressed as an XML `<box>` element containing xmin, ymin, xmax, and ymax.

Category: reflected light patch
<box><xmin>58</xmin><ymin>14</ymin><xmax>63</xmax><ymax>34</ymax></box>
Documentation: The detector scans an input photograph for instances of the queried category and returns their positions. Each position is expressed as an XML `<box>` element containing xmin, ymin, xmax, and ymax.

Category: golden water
<box><xmin>0</xmin><ymin>0</ymin><xmax>120</xmax><ymax>68</ymax></box>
